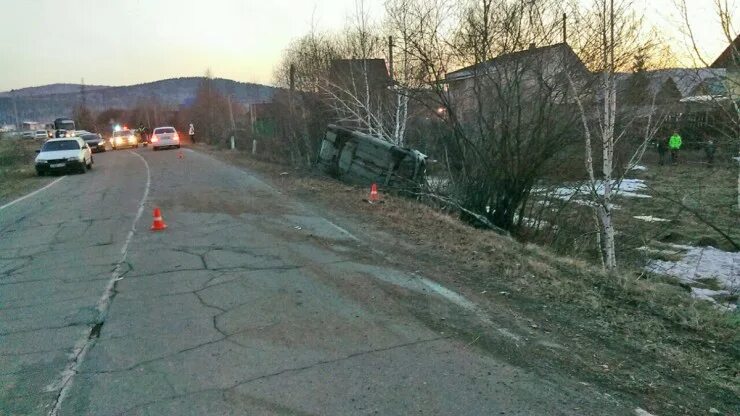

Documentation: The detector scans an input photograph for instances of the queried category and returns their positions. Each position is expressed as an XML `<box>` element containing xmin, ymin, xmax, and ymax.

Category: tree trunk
<box><xmin>598</xmin><ymin>206</ymin><xmax>617</xmax><ymax>269</ymax></box>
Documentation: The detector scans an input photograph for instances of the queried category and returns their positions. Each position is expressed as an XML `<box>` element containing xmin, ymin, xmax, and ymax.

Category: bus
<box><xmin>53</xmin><ymin>118</ymin><xmax>76</xmax><ymax>138</ymax></box>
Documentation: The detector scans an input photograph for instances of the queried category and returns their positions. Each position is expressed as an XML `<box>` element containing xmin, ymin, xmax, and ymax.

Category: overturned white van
<box><xmin>318</xmin><ymin>125</ymin><xmax>427</xmax><ymax>188</ymax></box>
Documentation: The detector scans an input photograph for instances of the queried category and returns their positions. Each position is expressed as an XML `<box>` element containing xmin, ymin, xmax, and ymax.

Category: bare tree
<box><xmin>381</xmin><ymin>0</ymin><xmax>591</xmax><ymax>231</ymax></box>
<box><xmin>563</xmin><ymin>0</ymin><xmax>666</xmax><ymax>270</ymax></box>
<box><xmin>273</xmin><ymin>0</ymin><xmax>411</xmax><ymax>165</ymax></box>
<box><xmin>676</xmin><ymin>0</ymin><xmax>739</xmax><ymax>209</ymax></box>
<box><xmin>72</xmin><ymin>104</ymin><xmax>96</xmax><ymax>133</ymax></box>
<box><xmin>189</xmin><ymin>70</ymin><xmax>232</xmax><ymax>144</ymax></box>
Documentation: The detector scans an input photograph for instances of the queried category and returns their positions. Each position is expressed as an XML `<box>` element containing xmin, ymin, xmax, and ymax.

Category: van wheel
<box><xmin>79</xmin><ymin>162</ymin><xmax>87</xmax><ymax>174</ymax></box>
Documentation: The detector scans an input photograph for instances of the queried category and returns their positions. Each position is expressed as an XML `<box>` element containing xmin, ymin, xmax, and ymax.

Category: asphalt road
<box><xmin>0</xmin><ymin>147</ymin><xmax>627</xmax><ymax>415</ymax></box>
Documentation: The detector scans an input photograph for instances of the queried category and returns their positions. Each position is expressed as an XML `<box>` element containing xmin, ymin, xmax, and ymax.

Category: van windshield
<box><xmin>55</xmin><ymin>121</ymin><xmax>75</xmax><ymax>131</ymax></box>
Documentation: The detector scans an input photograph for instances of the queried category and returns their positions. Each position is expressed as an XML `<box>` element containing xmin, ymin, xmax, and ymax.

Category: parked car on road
<box><xmin>150</xmin><ymin>126</ymin><xmax>180</xmax><ymax>150</ymax></box>
<box><xmin>34</xmin><ymin>137</ymin><xmax>93</xmax><ymax>175</ymax></box>
<box><xmin>21</xmin><ymin>131</ymin><xmax>34</xmax><ymax>139</ymax></box>
<box><xmin>111</xmin><ymin>129</ymin><xmax>138</xmax><ymax>150</ymax></box>
<box><xmin>34</xmin><ymin>130</ymin><xmax>48</xmax><ymax>139</ymax></box>
<box><xmin>80</xmin><ymin>133</ymin><xmax>106</xmax><ymax>153</ymax></box>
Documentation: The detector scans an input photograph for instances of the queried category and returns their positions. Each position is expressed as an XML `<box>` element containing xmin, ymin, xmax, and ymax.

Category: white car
<box><xmin>111</xmin><ymin>129</ymin><xmax>138</xmax><ymax>149</ymax></box>
<box><xmin>34</xmin><ymin>137</ymin><xmax>93</xmax><ymax>176</ymax></box>
<box><xmin>151</xmin><ymin>126</ymin><xmax>180</xmax><ymax>150</ymax></box>
<box><xmin>34</xmin><ymin>130</ymin><xmax>48</xmax><ymax>139</ymax></box>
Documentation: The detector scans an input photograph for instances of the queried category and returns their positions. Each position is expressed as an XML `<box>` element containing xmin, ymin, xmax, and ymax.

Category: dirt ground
<box><xmin>201</xmin><ymin>145</ymin><xmax>739</xmax><ymax>416</ymax></box>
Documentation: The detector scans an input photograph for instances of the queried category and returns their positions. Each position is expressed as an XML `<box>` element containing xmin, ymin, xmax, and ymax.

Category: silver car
<box><xmin>151</xmin><ymin>126</ymin><xmax>180</xmax><ymax>150</ymax></box>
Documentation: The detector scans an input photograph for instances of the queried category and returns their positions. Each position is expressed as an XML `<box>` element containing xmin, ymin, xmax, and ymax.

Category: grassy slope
<box><xmin>624</xmin><ymin>163</ymin><xmax>739</xmax><ymax>251</ymax></box>
<box><xmin>0</xmin><ymin>138</ymin><xmax>51</xmax><ymax>203</ymax></box>
<box><xmin>206</xmin><ymin>146</ymin><xmax>738</xmax><ymax>415</ymax></box>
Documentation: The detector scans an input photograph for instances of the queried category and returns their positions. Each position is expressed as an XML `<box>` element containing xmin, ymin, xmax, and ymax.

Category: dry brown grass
<box><xmin>0</xmin><ymin>138</ymin><xmax>51</xmax><ymax>203</ymax></box>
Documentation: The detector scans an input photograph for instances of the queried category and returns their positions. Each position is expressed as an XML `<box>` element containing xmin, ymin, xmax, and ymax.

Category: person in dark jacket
<box><xmin>656</xmin><ymin>137</ymin><xmax>668</xmax><ymax>165</ymax></box>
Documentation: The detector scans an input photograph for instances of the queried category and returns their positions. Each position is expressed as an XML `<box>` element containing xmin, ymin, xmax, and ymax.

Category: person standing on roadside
<box><xmin>188</xmin><ymin>123</ymin><xmax>195</xmax><ymax>144</ymax></box>
<box><xmin>704</xmin><ymin>133</ymin><xmax>716</xmax><ymax>167</ymax></box>
<box><xmin>669</xmin><ymin>131</ymin><xmax>682</xmax><ymax>165</ymax></box>
<box><xmin>656</xmin><ymin>136</ymin><xmax>668</xmax><ymax>165</ymax></box>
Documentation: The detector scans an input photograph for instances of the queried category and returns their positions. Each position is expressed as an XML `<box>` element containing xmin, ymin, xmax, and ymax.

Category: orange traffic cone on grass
<box><xmin>369</xmin><ymin>183</ymin><xmax>379</xmax><ymax>202</ymax></box>
<box><xmin>150</xmin><ymin>208</ymin><xmax>168</xmax><ymax>231</ymax></box>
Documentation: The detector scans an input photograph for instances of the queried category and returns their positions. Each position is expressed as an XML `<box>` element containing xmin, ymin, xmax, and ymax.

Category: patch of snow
<box><xmin>691</xmin><ymin>288</ymin><xmax>737</xmax><ymax>311</ymax></box>
<box><xmin>691</xmin><ymin>287</ymin><xmax>730</xmax><ymax>301</ymax></box>
<box><xmin>426</xmin><ymin>176</ymin><xmax>450</xmax><ymax>190</ymax></box>
<box><xmin>634</xmin><ymin>409</ymin><xmax>657</xmax><ymax>416</ymax></box>
<box><xmin>646</xmin><ymin>245</ymin><xmax>740</xmax><ymax>291</ymax></box>
<box><xmin>633</xmin><ymin>215</ymin><xmax>670</xmax><ymax>223</ymax></box>
<box><xmin>513</xmin><ymin>214</ymin><xmax>553</xmax><ymax>230</ymax></box>
<box><xmin>629</xmin><ymin>165</ymin><xmax>648</xmax><ymax>172</ymax></box>
<box><xmin>539</xmin><ymin>178</ymin><xmax>651</xmax><ymax>202</ymax></box>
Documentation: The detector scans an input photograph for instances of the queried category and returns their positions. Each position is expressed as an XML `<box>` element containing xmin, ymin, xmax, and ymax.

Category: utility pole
<box><xmin>287</xmin><ymin>64</ymin><xmax>295</xmax><ymax>160</ymax></box>
<box><xmin>227</xmin><ymin>94</ymin><xmax>236</xmax><ymax>150</ymax></box>
<box><xmin>289</xmin><ymin>64</ymin><xmax>295</xmax><ymax>92</ymax></box>
<box><xmin>562</xmin><ymin>13</ymin><xmax>567</xmax><ymax>44</ymax></box>
<box><xmin>11</xmin><ymin>89</ymin><xmax>19</xmax><ymax>130</ymax></box>
<box><xmin>80</xmin><ymin>78</ymin><xmax>86</xmax><ymax>109</ymax></box>
<box><xmin>250</xmin><ymin>104</ymin><xmax>256</xmax><ymax>134</ymax></box>
<box><xmin>227</xmin><ymin>95</ymin><xmax>236</xmax><ymax>131</ymax></box>
<box><xmin>388</xmin><ymin>36</ymin><xmax>394</xmax><ymax>80</ymax></box>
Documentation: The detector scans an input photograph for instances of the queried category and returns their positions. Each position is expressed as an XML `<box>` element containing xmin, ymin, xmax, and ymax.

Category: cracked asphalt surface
<box><xmin>0</xmin><ymin>147</ymin><xmax>626</xmax><ymax>415</ymax></box>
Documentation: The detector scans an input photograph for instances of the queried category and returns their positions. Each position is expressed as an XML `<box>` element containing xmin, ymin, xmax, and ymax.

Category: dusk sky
<box><xmin>0</xmin><ymin>0</ymin><xmax>734</xmax><ymax>92</ymax></box>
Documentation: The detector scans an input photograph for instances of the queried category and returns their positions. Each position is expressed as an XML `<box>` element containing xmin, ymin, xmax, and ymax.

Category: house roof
<box><xmin>604</xmin><ymin>68</ymin><xmax>725</xmax><ymax>103</ymax></box>
<box><xmin>648</xmin><ymin>68</ymin><xmax>727</xmax><ymax>98</ymax></box>
<box><xmin>445</xmin><ymin>43</ymin><xmax>587</xmax><ymax>82</ymax></box>
<box><xmin>328</xmin><ymin>59</ymin><xmax>391</xmax><ymax>89</ymax></box>
<box><xmin>711</xmin><ymin>34</ymin><xmax>740</xmax><ymax>68</ymax></box>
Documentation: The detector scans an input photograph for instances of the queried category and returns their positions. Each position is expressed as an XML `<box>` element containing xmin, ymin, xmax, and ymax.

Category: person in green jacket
<box><xmin>669</xmin><ymin>131</ymin><xmax>682</xmax><ymax>164</ymax></box>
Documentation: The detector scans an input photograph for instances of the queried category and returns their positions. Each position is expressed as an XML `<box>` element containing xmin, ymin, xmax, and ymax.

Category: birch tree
<box><xmin>565</xmin><ymin>0</ymin><xmax>665</xmax><ymax>270</ymax></box>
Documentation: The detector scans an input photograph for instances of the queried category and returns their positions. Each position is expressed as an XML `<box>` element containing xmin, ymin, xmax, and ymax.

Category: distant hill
<box><xmin>0</xmin><ymin>77</ymin><xmax>277</xmax><ymax>125</ymax></box>
<box><xmin>0</xmin><ymin>83</ymin><xmax>110</xmax><ymax>98</ymax></box>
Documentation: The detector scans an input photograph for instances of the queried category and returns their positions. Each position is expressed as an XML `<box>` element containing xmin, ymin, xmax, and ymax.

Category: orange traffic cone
<box><xmin>369</xmin><ymin>183</ymin><xmax>379</xmax><ymax>202</ymax></box>
<box><xmin>150</xmin><ymin>207</ymin><xmax>168</xmax><ymax>231</ymax></box>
